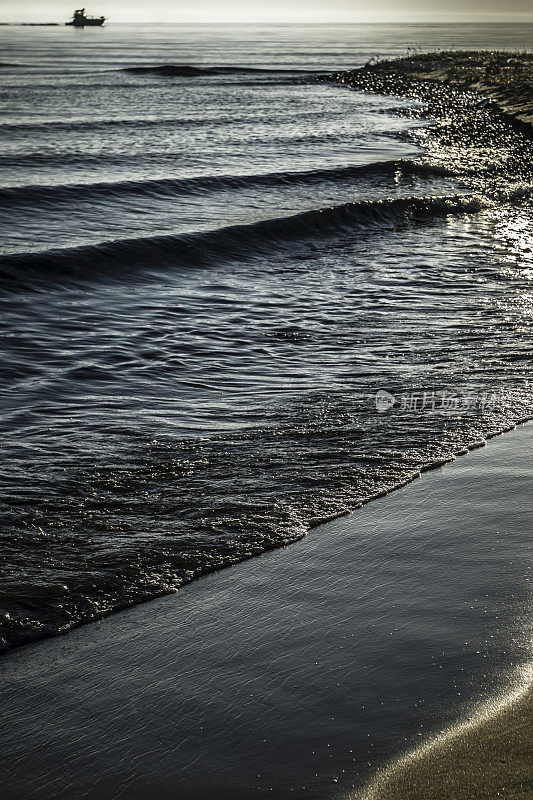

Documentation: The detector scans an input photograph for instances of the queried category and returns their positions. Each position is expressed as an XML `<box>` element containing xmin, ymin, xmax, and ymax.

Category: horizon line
<box><xmin>3</xmin><ymin>16</ymin><xmax>533</xmax><ymax>24</ymax></box>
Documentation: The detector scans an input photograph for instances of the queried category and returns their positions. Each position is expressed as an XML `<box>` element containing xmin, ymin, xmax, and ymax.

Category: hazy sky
<box><xmin>2</xmin><ymin>0</ymin><xmax>533</xmax><ymax>23</ymax></box>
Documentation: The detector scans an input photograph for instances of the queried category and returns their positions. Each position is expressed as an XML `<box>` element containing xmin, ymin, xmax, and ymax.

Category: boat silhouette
<box><xmin>65</xmin><ymin>8</ymin><xmax>105</xmax><ymax>27</ymax></box>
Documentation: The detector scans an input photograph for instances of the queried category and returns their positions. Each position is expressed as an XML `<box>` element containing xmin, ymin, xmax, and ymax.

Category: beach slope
<box><xmin>329</xmin><ymin>50</ymin><xmax>533</xmax><ymax>128</ymax></box>
<box><xmin>364</xmin><ymin>678</ymin><xmax>532</xmax><ymax>800</ymax></box>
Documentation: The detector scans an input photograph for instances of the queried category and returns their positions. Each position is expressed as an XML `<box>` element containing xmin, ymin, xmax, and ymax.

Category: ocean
<box><xmin>0</xmin><ymin>22</ymin><xmax>532</xmax><ymax>656</ymax></box>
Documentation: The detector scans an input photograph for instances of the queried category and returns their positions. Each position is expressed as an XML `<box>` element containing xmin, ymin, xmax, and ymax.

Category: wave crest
<box><xmin>121</xmin><ymin>64</ymin><xmax>320</xmax><ymax>77</ymax></box>
<box><xmin>0</xmin><ymin>160</ymin><xmax>453</xmax><ymax>207</ymax></box>
<box><xmin>0</xmin><ymin>193</ymin><xmax>488</xmax><ymax>292</ymax></box>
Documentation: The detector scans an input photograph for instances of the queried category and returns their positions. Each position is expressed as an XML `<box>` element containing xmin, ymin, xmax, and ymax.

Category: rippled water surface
<box><xmin>0</xmin><ymin>23</ymin><xmax>532</xmax><ymax>652</ymax></box>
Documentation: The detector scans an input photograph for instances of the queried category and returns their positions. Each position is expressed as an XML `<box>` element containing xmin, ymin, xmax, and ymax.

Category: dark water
<box><xmin>0</xmin><ymin>23</ymin><xmax>532</xmax><ymax>653</ymax></box>
<box><xmin>0</xmin><ymin>427</ymin><xmax>531</xmax><ymax>800</ymax></box>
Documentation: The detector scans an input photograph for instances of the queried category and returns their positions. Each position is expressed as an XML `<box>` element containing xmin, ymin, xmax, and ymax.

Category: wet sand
<box><xmin>364</xmin><ymin>681</ymin><xmax>532</xmax><ymax>800</ymax></box>
<box><xmin>0</xmin><ymin>422</ymin><xmax>531</xmax><ymax>800</ymax></box>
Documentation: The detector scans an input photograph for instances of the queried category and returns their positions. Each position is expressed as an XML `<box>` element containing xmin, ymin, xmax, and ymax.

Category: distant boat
<box><xmin>65</xmin><ymin>8</ymin><xmax>105</xmax><ymax>27</ymax></box>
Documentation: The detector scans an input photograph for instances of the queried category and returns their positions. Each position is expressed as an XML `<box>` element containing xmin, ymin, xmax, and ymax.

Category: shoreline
<box><xmin>363</xmin><ymin>669</ymin><xmax>533</xmax><ymax>799</ymax></box>
<box><xmin>1</xmin><ymin>422</ymin><xmax>531</xmax><ymax>799</ymax></box>
<box><xmin>322</xmin><ymin>54</ymin><xmax>533</xmax><ymax>796</ymax></box>
<box><xmin>2</xmin><ymin>47</ymin><xmax>532</xmax><ymax>663</ymax></box>
<box><xmin>1</xmin><ymin>418</ymin><xmax>528</xmax><ymax>657</ymax></box>
<box><xmin>346</xmin><ymin>62</ymin><xmax>530</xmax><ymax>797</ymax></box>
<box><xmin>327</xmin><ymin>50</ymin><xmax>533</xmax><ymax>130</ymax></box>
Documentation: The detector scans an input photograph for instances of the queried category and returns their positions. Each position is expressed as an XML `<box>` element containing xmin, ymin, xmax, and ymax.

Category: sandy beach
<box><xmin>1</xmin><ymin>422</ymin><xmax>531</xmax><ymax>799</ymax></box>
<box><xmin>364</xmin><ymin>681</ymin><xmax>533</xmax><ymax>799</ymax></box>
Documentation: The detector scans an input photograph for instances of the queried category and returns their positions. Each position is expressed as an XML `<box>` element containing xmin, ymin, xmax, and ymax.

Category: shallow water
<box><xmin>0</xmin><ymin>425</ymin><xmax>531</xmax><ymax>800</ymax></box>
<box><xmin>0</xmin><ymin>23</ymin><xmax>532</xmax><ymax>654</ymax></box>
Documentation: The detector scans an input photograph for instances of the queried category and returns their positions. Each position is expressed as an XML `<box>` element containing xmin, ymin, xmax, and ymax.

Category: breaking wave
<box><xmin>0</xmin><ymin>159</ymin><xmax>453</xmax><ymax>206</ymax></box>
<box><xmin>0</xmin><ymin>193</ymin><xmax>488</xmax><ymax>291</ymax></box>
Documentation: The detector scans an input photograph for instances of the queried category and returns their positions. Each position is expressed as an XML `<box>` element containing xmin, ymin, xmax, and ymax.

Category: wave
<box><xmin>0</xmin><ymin>104</ymin><xmax>361</xmax><ymax>134</ymax></box>
<box><xmin>0</xmin><ymin>116</ymin><xmax>234</xmax><ymax>134</ymax></box>
<box><xmin>0</xmin><ymin>151</ymin><xmax>142</xmax><ymax>169</ymax></box>
<box><xmin>0</xmin><ymin>160</ymin><xmax>454</xmax><ymax>207</ymax></box>
<box><xmin>0</xmin><ymin>193</ymin><xmax>488</xmax><ymax>291</ymax></box>
<box><xmin>121</xmin><ymin>64</ymin><xmax>321</xmax><ymax>77</ymax></box>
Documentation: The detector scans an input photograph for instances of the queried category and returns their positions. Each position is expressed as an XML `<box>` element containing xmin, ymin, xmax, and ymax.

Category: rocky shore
<box><xmin>327</xmin><ymin>50</ymin><xmax>533</xmax><ymax>129</ymax></box>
